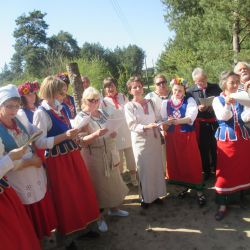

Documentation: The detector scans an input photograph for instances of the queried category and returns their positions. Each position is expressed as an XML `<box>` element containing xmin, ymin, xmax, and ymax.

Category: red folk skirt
<box><xmin>25</xmin><ymin>190</ymin><xmax>57</xmax><ymax>240</ymax></box>
<box><xmin>46</xmin><ymin>149</ymin><xmax>100</xmax><ymax>235</ymax></box>
<box><xmin>0</xmin><ymin>187</ymin><xmax>41</xmax><ymax>250</ymax></box>
<box><xmin>215</xmin><ymin>127</ymin><xmax>250</xmax><ymax>194</ymax></box>
<box><xmin>165</xmin><ymin>127</ymin><xmax>203</xmax><ymax>190</ymax></box>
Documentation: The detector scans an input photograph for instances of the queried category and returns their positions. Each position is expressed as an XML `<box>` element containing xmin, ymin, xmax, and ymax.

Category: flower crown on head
<box><xmin>18</xmin><ymin>81</ymin><xmax>39</xmax><ymax>96</ymax></box>
<box><xmin>170</xmin><ymin>77</ymin><xmax>188</xmax><ymax>88</ymax></box>
<box><xmin>57</xmin><ymin>72</ymin><xmax>70</xmax><ymax>84</ymax></box>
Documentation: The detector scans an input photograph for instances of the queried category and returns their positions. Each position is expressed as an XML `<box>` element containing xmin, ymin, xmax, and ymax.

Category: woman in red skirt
<box><xmin>0</xmin><ymin>144</ymin><xmax>41</xmax><ymax>250</ymax></box>
<box><xmin>161</xmin><ymin>78</ymin><xmax>205</xmax><ymax>207</ymax></box>
<box><xmin>0</xmin><ymin>84</ymin><xmax>57</xmax><ymax>240</ymax></box>
<box><xmin>212</xmin><ymin>71</ymin><xmax>250</xmax><ymax>220</ymax></box>
<box><xmin>33</xmin><ymin>76</ymin><xmax>99</xmax><ymax>248</ymax></box>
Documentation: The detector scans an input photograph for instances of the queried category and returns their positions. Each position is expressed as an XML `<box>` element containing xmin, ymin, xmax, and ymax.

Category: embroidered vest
<box><xmin>167</xmin><ymin>98</ymin><xmax>194</xmax><ymax>132</ymax></box>
<box><xmin>39</xmin><ymin>106</ymin><xmax>79</xmax><ymax>158</ymax></box>
<box><xmin>22</xmin><ymin>108</ymin><xmax>34</xmax><ymax>123</ymax></box>
<box><xmin>0</xmin><ymin>118</ymin><xmax>29</xmax><ymax>192</ymax></box>
<box><xmin>0</xmin><ymin>118</ymin><xmax>29</xmax><ymax>152</ymax></box>
<box><xmin>215</xmin><ymin>96</ymin><xmax>250</xmax><ymax>141</ymax></box>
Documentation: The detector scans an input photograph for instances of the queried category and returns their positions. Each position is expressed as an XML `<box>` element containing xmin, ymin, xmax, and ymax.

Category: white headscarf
<box><xmin>0</xmin><ymin>84</ymin><xmax>20</xmax><ymax>106</ymax></box>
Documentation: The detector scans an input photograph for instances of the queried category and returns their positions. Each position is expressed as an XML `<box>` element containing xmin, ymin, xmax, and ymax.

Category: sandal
<box><xmin>197</xmin><ymin>194</ymin><xmax>206</xmax><ymax>207</ymax></box>
<box><xmin>215</xmin><ymin>209</ymin><xmax>227</xmax><ymax>221</ymax></box>
<box><xmin>177</xmin><ymin>188</ymin><xmax>189</xmax><ymax>199</ymax></box>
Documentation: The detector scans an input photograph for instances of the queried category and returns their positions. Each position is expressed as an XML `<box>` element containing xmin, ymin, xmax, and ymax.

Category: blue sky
<box><xmin>0</xmin><ymin>0</ymin><xmax>173</xmax><ymax>70</ymax></box>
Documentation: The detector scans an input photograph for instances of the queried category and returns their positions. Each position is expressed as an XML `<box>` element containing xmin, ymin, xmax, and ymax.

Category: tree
<box><xmin>11</xmin><ymin>10</ymin><xmax>48</xmax><ymax>77</ymax></box>
<box><xmin>158</xmin><ymin>0</ymin><xmax>250</xmax><ymax>82</ymax></box>
<box><xmin>0</xmin><ymin>64</ymin><xmax>14</xmax><ymax>85</ymax></box>
<box><xmin>47</xmin><ymin>31</ymin><xmax>80</xmax><ymax>59</ymax></box>
<box><xmin>113</xmin><ymin>45</ymin><xmax>145</xmax><ymax>76</ymax></box>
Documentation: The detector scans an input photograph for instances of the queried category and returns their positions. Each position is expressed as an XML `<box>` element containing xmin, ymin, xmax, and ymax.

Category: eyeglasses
<box><xmin>87</xmin><ymin>99</ymin><xmax>100</xmax><ymax>103</ymax></box>
<box><xmin>4</xmin><ymin>104</ymin><xmax>20</xmax><ymax>110</ymax></box>
<box><xmin>156</xmin><ymin>81</ymin><xmax>167</xmax><ymax>86</ymax></box>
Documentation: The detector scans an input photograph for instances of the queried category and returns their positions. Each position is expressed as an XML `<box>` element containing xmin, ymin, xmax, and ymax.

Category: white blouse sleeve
<box><xmin>124</xmin><ymin>103</ymin><xmax>144</xmax><ymax>133</ymax></box>
<box><xmin>185</xmin><ymin>97</ymin><xmax>198</xmax><ymax>125</ymax></box>
<box><xmin>241</xmin><ymin>106</ymin><xmax>250</xmax><ymax>122</ymax></box>
<box><xmin>0</xmin><ymin>139</ymin><xmax>14</xmax><ymax>178</ymax></box>
<box><xmin>33</xmin><ymin>109</ymin><xmax>54</xmax><ymax>149</ymax></box>
<box><xmin>160</xmin><ymin>100</ymin><xmax>168</xmax><ymax>120</ymax></box>
<box><xmin>212</xmin><ymin>97</ymin><xmax>233</xmax><ymax>121</ymax></box>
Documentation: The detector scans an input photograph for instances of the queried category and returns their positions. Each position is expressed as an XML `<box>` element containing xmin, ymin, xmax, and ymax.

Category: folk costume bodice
<box><xmin>166</xmin><ymin>98</ymin><xmax>194</xmax><ymax>133</ymax></box>
<box><xmin>215</xmin><ymin>96</ymin><xmax>250</xmax><ymax>141</ymax></box>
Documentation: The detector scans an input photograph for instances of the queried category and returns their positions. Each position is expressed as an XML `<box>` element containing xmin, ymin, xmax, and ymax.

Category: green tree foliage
<box><xmin>76</xmin><ymin>57</ymin><xmax>111</xmax><ymax>92</ymax></box>
<box><xmin>1</xmin><ymin>10</ymin><xmax>145</xmax><ymax>90</ymax></box>
<box><xmin>0</xmin><ymin>64</ymin><xmax>14</xmax><ymax>85</ymax></box>
<box><xmin>11</xmin><ymin>10</ymin><xmax>48</xmax><ymax>77</ymax></box>
<box><xmin>158</xmin><ymin>0</ymin><xmax>250</xmax><ymax>83</ymax></box>
<box><xmin>80</xmin><ymin>43</ymin><xmax>145</xmax><ymax>93</ymax></box>
<box><xmin>47</xmin><ymin>31</ymin><xmax>80</xmax><ymax>59</ymax></box>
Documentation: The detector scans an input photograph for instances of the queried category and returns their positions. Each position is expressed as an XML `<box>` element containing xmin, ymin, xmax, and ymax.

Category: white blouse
<box><xmin>101</xmin><ymin>93</ymin><xmax>132</xmax><ymax>150</ymax></box>
<box><xmin>124</xmin><ymin>101</ymin><xmax>157</xmax><ymax>133</ymax></box>
<box><xmin>2</xmin><ymin>116</ymin><xmax>47</xmax><ymax>204</ymax></box>
<box><xmin>33</xmin><ymin>100</ymin><xmax>61</xmax><ymax>149</ymax></box>
<box><xmin>212</xmin><ymin>95</ymin><xmax>250</xmax><ymax>122</ymax></box>
<box><xmin>160</xmin><ymin>97</ymin><xmax>198</xmax><ymax>125</ymax></box>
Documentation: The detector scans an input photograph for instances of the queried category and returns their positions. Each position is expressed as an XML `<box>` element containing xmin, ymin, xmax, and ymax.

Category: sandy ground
<box><xmin>48</xmin><ymin>174</ymin><xmax>250</xmax><ymax>250</ymax></box>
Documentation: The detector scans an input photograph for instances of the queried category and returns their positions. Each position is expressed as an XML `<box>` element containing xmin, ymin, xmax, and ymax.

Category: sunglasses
<box><xmin>156</xmin><ymin>81</ymin><xmax>167</xmax><ymax>86</ymax></box>
<box><xmin>87</xmin><ymin>99</ymin><xmax>100</xmax><ymax>103</ymax></box>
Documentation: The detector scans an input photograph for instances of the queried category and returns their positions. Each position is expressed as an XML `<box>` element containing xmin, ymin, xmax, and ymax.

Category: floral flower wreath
<box><xmin>170</xmin><ymin>77</ymin><xmax>188</xmax><ymax>88</ymax></box>
<box><xmin>18</xmin><ymin>81</ymin><xmax>40</xmax><ymax>96</ymax></box>
<box><xmin>57</xmin><ymin>72</ymin><xmax>70</xmax><ymax>84</ymax></box>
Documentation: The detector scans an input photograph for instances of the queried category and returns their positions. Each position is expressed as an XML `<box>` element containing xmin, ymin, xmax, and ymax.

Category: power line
<box><xmin>109</xmin><ymin>0</ymin><xmax>136</xmax><ymax>43</ymax></box>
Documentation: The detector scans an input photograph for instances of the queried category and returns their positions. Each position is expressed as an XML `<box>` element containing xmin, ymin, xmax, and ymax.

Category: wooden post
<box><xmin>66</xmin><ymin>62</ymin><xmax>83</xmax><ymax>113</ymax></box>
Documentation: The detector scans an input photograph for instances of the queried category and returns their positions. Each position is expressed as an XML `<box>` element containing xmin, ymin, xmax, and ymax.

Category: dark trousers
<box><xmin>198</xmin><ymin>122</ymin><xmax>217</xmax><ymax>176</ymax></box>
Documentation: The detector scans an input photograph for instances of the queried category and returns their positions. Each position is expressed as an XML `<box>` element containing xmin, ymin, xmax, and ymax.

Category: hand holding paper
<box><xmin>199</xmin><ymin>96</ymin><xmax>215</xmax><ymax>107</ymax></box>
<box><xmin>229</xmin><ymin>91</ymin><xmax>250</xmax><ymax>107</ymax></box>
<box><xmin>23</xmin><ymin>130</ymin><xmax>43</xmax><ymax>147</ymax></box>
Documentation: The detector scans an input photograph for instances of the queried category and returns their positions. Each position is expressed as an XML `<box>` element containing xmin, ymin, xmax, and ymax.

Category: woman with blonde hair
<box><xmin>74</xmin><ymin>86</ymin><xmax>129</xmax><ymax>233</ymax></box>
<box><xmin>33</xmin><ymin>76</ymin><xmax>99</xmax><ymax>248</ymax></box>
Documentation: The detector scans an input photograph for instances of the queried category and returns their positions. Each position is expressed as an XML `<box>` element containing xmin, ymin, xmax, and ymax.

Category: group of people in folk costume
<box><xmin>1</xmin><ymin>61</ymin><xmax>250</xmax><ymax>250</ymax></box>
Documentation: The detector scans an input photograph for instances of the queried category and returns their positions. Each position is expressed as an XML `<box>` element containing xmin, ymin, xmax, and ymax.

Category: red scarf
<box><xmin>109</xmin><ymin>93</ymin><xmax>120</xmax><ymax>109</ymax></box>
<box><xmin>0</xmin><ymin>119</ymin><xmax>20</xmax><ymax>134</ymax></box>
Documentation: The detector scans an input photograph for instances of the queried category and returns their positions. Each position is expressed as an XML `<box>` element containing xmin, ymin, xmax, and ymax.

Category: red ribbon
<box><xmin>109</xmin><ymin>93</ymin><xmax>120</xmax><ymax>109</ymax></box>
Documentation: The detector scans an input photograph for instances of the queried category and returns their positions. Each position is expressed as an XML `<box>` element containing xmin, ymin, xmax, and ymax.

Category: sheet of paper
<box><xmin>24</xmin><ymin>130</ymin><xmax>43</xmax><ymax>147</ymax></box>
<box><xmin>199</xmin><ymin>96</ymin><xmax>215</xmax><ymax>107</ymax></box>
<box><xmin>230</xmin><ymin>91</ymin><xmax>250</xmax><ymax>106</ymax></box>
<box><xmin>157</xmin><ymin>120</ymin><xmax>175</xmax><ymax>127</ymax></box>
<box><xmin>103</xmin><ymin>118</ymin><xmax>124</xmax><ymax>136</ymax></box>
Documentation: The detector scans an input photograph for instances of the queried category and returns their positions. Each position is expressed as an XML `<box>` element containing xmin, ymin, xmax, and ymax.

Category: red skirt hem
<box><xmin>25</xmin><ymin>190</ymin><xmax>57</xmax><ymax>240</ymax></box>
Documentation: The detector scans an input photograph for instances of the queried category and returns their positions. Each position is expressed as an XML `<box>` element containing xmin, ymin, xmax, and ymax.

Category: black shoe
<box><xmin>153</xmin><ymin>198</ymin><xmax>164</xmax><ymax>205</ymax></box>
<box><xmin>141</xmin><ymin>201</ymin><xmax>149</xmax><ymax>209</ymax></box>
<box><xmin>177</xmin><ymin>188</ymin><xmax>189</xmax><ymax>199</ymax></box>
<box><xmin>197</xmin><ymin>194</ymin><xmax>206</xmax><ymax>207</ymax></box>
<box><xmin>215</xmin><ymin>209</ymin><xmax>227</xmax><ymax>221</ymax></box>
<box><xmin>65</xmin><ymin>241</ymin><xmax>78</xmax><ymax>250</ymax></box>
<box><xmin>76</xmin><ymin>230</ymin><xmax>100</xmax><ymax>240</ymax></box>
